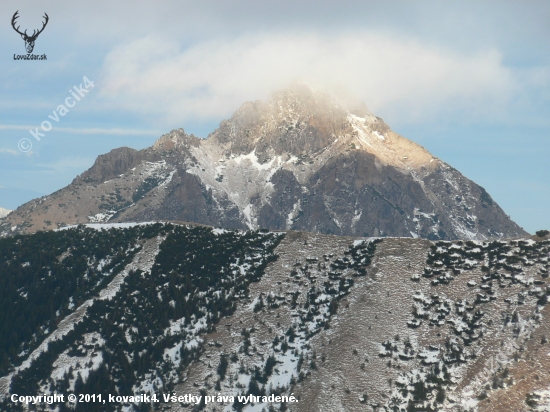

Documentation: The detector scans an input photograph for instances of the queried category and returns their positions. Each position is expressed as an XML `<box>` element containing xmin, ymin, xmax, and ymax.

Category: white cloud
<box><xmin>0</xmin><ymin>148</ymin><xmax>18</xmax><ymax>155</ymax></box>
<box><xmin>99</xmin><ymin>31</ymin><xmax>516</xmax><ymax>124</ymax></box>
<box><xmin>0</xmin><ymin>125</ymin><xmax>161</xmax><ymax>135</ymax></box>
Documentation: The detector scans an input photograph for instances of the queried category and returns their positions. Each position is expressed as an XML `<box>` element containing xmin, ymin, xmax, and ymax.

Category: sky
<box><xmin>0</xmin><ymin>1</ymin><xmax>549</xmax><ymax>233</ymax></box>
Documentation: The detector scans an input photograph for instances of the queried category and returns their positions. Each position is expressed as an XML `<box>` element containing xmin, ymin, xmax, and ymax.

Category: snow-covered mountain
<box><xmin>0</xmin><ymin>84</ymin><xmax>527</xmax><ymax>240</ymax></box>
<box><xmin>0</xmin><ymin>223</ymin><xmax>548</xmax><ymax>411</ymax></box>
<box><xmin>0</xmin><ymin>208</ymin><xmax>11</xmax><ymax>219</ymax></box>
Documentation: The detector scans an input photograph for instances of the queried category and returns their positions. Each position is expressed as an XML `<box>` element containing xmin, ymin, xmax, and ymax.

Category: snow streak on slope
<box><xmin>88</xmin><ymin>161</ymin><xmax>177</xmax><ymax>224</ymax></box>
<box><xmin>1</xmin><ymin>223</ymin><xmax>548</xmax><ymax>411</ymax></box>
<box><xmin>0</xmin><ymin>224</ymin><xmax>286</xmax><ymax>411</ymax></box>
<box><xmin>0</xmin><ymin>234</ymin><xmax>164</xmax><ymax>399</ymax></box>
<box><xmin>161</xmin><ymin>235</ymin><xmax>549</xmax><ymax>412</ymax></box>
<box><xmin>169</xmin><ymin>233</ymin><xmax>380</xmax><ymax>412</ymax></box>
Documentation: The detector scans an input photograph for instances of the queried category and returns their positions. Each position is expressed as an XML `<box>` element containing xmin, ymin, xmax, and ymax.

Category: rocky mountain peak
<box><xmin>152</xmin><ymin>128</ymin><xmax>200</xmax><ymax>152</ymax></box>
<box><xmin>0</xmin><ymin>84</ymin><xmax>528</xmax><ymax>241</ymax></box>
<box><xmin>208</xmin><ymin>84</ymin><xmax>371</xmax><ymax>158</ymax></box>
<box><xmin>206</xmin><ymin>84</ymin><xmax>434</xmax><ymax>172</ymax></box>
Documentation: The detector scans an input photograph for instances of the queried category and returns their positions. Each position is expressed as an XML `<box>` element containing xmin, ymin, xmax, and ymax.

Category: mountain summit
<box><xmin>1</xmin><ymin>84</ymin><xmax>527</xmax><ymax>240</ymax></box>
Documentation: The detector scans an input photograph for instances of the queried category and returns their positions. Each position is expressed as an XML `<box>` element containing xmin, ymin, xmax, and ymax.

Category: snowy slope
<box><xmin>0</xmin><ymin>223</ymin><xmax>548</xmax><ymax>411</ymax></box>
<box><xmin>167</xmin><ymin>234</ymin><xmax>550</xmax><ymax>412</ymax></box>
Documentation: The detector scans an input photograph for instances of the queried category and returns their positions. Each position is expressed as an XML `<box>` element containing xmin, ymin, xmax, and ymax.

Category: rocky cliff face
<box><xmin>0</xmin><ymin>84</ymin><xmax>527</xmax><ymax>240</ymax></box>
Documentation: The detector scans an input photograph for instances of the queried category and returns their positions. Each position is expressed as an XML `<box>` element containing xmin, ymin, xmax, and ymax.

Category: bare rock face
<box><xmin>0</xmin><ymin>84</ymin><xmax>527</xmax><ymax>240</ymax></box>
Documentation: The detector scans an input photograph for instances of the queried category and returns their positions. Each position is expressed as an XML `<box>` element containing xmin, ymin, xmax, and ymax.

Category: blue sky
<box><xmin>0</xmin><ymin>1</ymin><xmax>549</xmax><ymax>233</ymax></box>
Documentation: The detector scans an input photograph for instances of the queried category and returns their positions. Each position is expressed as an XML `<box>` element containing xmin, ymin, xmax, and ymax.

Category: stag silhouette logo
<box><xmin>11</xmin><ymin>11</ymin><xmax>49</xmax><ymax>54</ymax></box>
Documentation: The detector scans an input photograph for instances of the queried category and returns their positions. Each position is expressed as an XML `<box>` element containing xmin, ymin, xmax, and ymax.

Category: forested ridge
<box><xmin>0</xmin><ymin>224</ymin><xmax>163</xmax><ymax>375</ymax></box>
<box><xmin>0</xmin><ymin>224</ymin><xmax>284</xmax><ymax>411</ymax></box>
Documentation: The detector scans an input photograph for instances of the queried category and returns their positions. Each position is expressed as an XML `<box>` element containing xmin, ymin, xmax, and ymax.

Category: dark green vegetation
<box><xmin>225</xmin><ymin>238</ymin><xmax>381</xmax><ymax>410</ymax></box>
<box><xmin>0</xmin><ymin>224</ymin><xmax>161</xmax><ymax>375</ymax></box>
<box><xmin>0</xmin><ymin>224</ymin><xmax>284</xmax><ymax>411</ymax></box>
<box><xmin>390</xmin><ymin>237</ymin><xmax>550</xmax><ymax>411</ymax></box>
<box><xmin>133</xmin><ymin>176</ymin><xmax>167</xmax><ymax>203</ymax></box>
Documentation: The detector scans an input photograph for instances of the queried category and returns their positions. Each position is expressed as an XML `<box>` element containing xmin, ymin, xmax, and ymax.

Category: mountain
<box><xmin>0</xmin><ymin>208</ymin><xmax>11</xmax><ymax>219</ymax></box>
<box><xmin>0</xmin><ymin>84</ymin><xmax>527</xmax><ymax>240</ymax></box>
<box><xmin>0</xmin><ymin>223</ymin><xmax>548</xmax><ymax>411</ymax></box>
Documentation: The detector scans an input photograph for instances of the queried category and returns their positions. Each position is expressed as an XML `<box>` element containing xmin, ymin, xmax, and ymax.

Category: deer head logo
<box><xmin>11</xmin><ymin>11</ymin><xmax>49</xmax><ymax>54</ymax></box>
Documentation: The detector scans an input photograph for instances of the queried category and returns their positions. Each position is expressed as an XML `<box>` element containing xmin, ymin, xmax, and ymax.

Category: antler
<box><xmin>11</xmin><ymin>11</ymin><xmax>27</xmax><ymax>37</ymax></box>
<box><xmin>32</xmin><ymin>13</ymin><xmax>50</xmax><ymax>37</ymax></box>
<box><xmin>29</xmin><ymin>13</ymin><xmax>49</xmax><ymax>40</ymax></box>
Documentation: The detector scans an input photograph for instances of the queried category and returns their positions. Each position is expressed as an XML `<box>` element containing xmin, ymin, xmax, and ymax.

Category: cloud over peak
<box><xmin>99</xmin><ymin>31</ymin><xmax>515</xmax><ymax>126</ymax></box>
